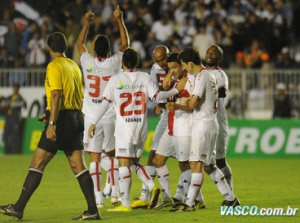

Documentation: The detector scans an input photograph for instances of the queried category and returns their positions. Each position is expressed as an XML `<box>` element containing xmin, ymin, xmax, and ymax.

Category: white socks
<box><xmin>185</xmin><ymin>173</ymin><xmax>203</xmax><ymax>207</ymax></box>
<box><xmin>119</xmin><ymin>166</ymin><xmax>131</xmax><ymax>207</ymax></box>
<box><xmin>156</xmin><ymin>165</ymin><xmax>171</xmax><ymax>200</ymax></box>
<box><xmin>209</xmin><ymin>168</ymin><xmax>235</xmax><ymax>201</ymax></box>
<box><xmin>89</xmin><ymin>162</ymin><xmax>103</xmax><ymax>204</ymax></box>
<box><xmin>131</xmin><ymin>164</ymin><xmax>155</xmax><ymax>192</ymax></box>
<box><xmin>110</xmin><ymin>158</ymin><xmax>119</xmax><ymax>197</ymax></box>
<box><xmin>182</xmin><ymin>169</ymin><xmax>191</xmax><ymax>199</ymax></box>
<box><xmin>139</xmin><ymin>165</ymin><xmax>156</xmax><ymax>201</ymax></box>
<box><xmin>173</xmin><ymin>173</ymin><xmax>184</xmax><ymax>201</ymax></box>
<box><xmin>220</xmin><ymin>164</ymin><xmax>233</xmax><ymax>191</ymax></box>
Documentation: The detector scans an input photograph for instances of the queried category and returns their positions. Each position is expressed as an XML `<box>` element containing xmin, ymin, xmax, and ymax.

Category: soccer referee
<box><xmin>0</xmin><ymin>32</ymin><xmax>100</xmax><ymax>221</ymax></box>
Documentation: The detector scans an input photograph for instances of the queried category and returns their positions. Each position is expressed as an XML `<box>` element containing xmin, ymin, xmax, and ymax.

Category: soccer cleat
<box><xmin>169</xmin><ymin>202</ymin><xmax>195</xmax><ymax>212</ymax></box>
<box><xmin>222</xmin><ymin>198</ymin><xmax>240</xmax><ymax>207</ymax></box>
<box><xmin>0</xmin><ymin>204</ymin><xmax>23</xmax><ymax>220</ymax></box>
<box><xmin>72</xmin><ymin>211</ymin><xmax>101</xmax><ymax>221</ymax></box>
<box><xmin>172</xmin><ymin>197</ymin><xmax>182</xmax><ymax>204</ymax></box>
<box><xmin>111</xmin><ymin>196</ymin><xmax>121</xmax><ymax>206</ymax></box>
<box><xmin>107</xmin><ymin>205</ymin><xmax>132</xmax><ymax>212</ymax></box>
<box><xmin>148</xmin><ymin>186</ymin><xmax>160</xmax><ymax>209</ymax></box>
<box><xmin>153</xmin><ymin>198</ymin><xmax>174</xmax><ymax>210</ymax></box>
<box><xmin>195</xmin><ymin>200</ymin><xmax>206</xmax><ymax>209</ymax></box>
<box><xmin>97</xmin><ymin>202</ymin><xmax>105</xmax><ymax>208</ymax></box>
<box><xmin>131</xmin><ymin>199</ymin><xmax>149</xmax><ymax>209</ymax></box>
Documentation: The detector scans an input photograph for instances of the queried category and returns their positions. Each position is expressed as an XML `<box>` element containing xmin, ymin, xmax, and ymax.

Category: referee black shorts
<box><xmin>37</xmin><ymin>110</ymin><xmax>84</xmax><ymax>154</ymax></box>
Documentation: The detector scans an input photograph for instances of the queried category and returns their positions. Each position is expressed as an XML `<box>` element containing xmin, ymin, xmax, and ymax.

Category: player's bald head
<box><xmin>152</xmin><ymin>45</ymin><xmax>170</xmax><ymax>70</ymax></box>
<box><xmin>152</xmin><ymin>45</ymin><xmax>170</xmax><ymax>59</ymax></box>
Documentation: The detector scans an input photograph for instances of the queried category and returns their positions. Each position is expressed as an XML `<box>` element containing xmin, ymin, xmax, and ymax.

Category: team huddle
<box><xmin>80</xmin><ymin>6</ymin><xmax>240</xmax><ymax>213</ymax></box>
<box><xmin>0</xmin><ymin>6</ymin><xmax>239</xmax><ymax>221</ymax></box>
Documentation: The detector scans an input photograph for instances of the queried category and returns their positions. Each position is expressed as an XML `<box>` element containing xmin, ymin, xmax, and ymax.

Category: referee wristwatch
<box><xmin>49</xmin><ymin>121</ymin><xmax>56</xmax><ymax>126</ymax></box>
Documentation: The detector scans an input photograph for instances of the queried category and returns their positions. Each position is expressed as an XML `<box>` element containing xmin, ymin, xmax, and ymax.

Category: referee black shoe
<box><xmin>0</xmin><ymin>204</ymin><xmax>23</xmax><ymax>220</ymax></box>
<box><xmin>72</xmin><ymin>211</ymin><xmax>101</xmax><ymax>221</ymax></box>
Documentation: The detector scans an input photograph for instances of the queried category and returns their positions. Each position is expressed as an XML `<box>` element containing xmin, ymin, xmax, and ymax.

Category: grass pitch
<box><xmin>0</xmin><ymin>155</ymin><xmax>299</xmax><ymax>223</ymax></box>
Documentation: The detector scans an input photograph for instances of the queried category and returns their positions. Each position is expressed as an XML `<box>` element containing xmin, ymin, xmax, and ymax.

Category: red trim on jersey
<box><xmin>163</xmin><ymin>173</ymin><xmax>169</xmax><ymax>177</ymax></box>
<box><xmin>179</xmin><ymin>89</ymin><xmax>190</xmax><ymax>98</ymax></box>
<box><xmin>136</xmin><ymin>165</ymin><xmax>151</xmax><ymax>180</ymax></box>
<box><xmin>102</xmin><ymin>97</ymin><xmax>112</xmax><ymax>102</ymax></box>
<box><xmin>97</xmin><ymin>57</ymin><xmax>107</xmax><ymax>62</ymax></box>
<box><xmin>168</xmin><ymin>111</ymin><xmax>175</xmax><ymax>136</ymax></box>
<box><xmin>156</xmin><ymin>73</ymin><xmax>167</xmax><ymax>85</ymax></box>
<box><xmin>102</xmin><ymin>76</ymin><xmax>111</xmax><ymax>81</ymax></box>
<box><xmin>152</xmin><ymin>90</ymin><xmax>160</xmax><ymax>101</ymax></box>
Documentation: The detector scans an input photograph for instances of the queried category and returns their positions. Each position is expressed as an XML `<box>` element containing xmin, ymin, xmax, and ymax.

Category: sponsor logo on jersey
<box><xmin>117</xmin><ymin>82</ymin><xmax>144</xmax><ymax>90</ymax></box>
<box><xmin>117</xmin><ymin>81</ymin><xmax>124</xmax><ymax>90</ymax></box>
<box><xmin>86</xmin><ymin>65</ymin><xmax>93</xmax><ymax>73</ymax></box>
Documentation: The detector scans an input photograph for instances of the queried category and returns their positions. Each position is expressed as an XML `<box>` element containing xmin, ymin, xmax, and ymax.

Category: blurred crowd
<box><xmin>1</xmin><ymin>0</ymin><xmax>300</xmax><ymax>70</ymax></box>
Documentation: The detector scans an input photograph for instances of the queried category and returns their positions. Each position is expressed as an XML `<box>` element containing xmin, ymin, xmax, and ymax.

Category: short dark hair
<box><xmin>122</xmin><ymin>48</ymin><xmax>139</xmax><ymax>69</ymax></box>
<box><xmin>212</xmin><ymin>44</ymin><xmax>223</xmax><ymax>61</ymax></box>
<box><xmin>94</xmin><ymin>35</ymin><xmax>111</xmax><ymax>57</ymax></box>
<box><xmin>47</xmin><ymin>32</ymin><xmax>67</xmax><ymax>53</ymax></box>
<box><xmin>12</xmin><ymin>83</ymin><xmax>20</xmax><ymax>90</ymax></box>
<box><xmin>167</xmin><ymin>53</ymin><xmax>180</xmax><ymax>64</ymax></box>
<box><xmin>178</xmin><ymin>48</ymin><xmax>202</xmax><ymax>65</ymax></box>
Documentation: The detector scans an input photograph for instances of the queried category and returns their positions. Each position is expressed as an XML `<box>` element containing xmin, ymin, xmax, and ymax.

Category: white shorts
<box><xmin>173</xmin><ymin>135</ymin><xmax>191</xmax><ymax>162</ymax></box>
<box><xmin>190</xmin><ymin>129</ymin><xmax>217</xmax><ymax>165</ymax></box>
<box><xmin>151</xmin><ymin>110</ymin><xmax>168</xmax><ymax>151</ymax></box>
<box><xmin>216</xmin><ymin>127</ymin><xmax>228</xmax><ymax>159</ymax></box>
<box><xmin>115</xmin><ymin>138</ymin><xmax>144</xmax><ymax>159</ymax></box>
<box><xmin>84</xmin><ymin>116</ymin><xmax>115</xmax><ymax>153</ymax></box>
<box><xmin>156</xmin><ymin>129</ymin><xmax>176</xmax><ymax>158</ymax></box>
<box><xmin>156</xmin><ymin>129</ymin><xmax>191</xmax><ymax>162</ymax></box>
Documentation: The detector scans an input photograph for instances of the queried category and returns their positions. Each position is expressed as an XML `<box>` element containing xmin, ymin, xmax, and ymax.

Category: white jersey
<box><xmin>191</xmin><ymin>69</ymin><xmax>218</xmax><ymax>133</ymax></box>
<box><xmin>210</xmin><ymin>68</ymin><xmax>229</xmax><ymax>156</ymax></box>
<box><xmin>80</xmin><ymin>51</ymin><xmax>123</xmax><ymax>119</ymax></box>
<box><xmin>150</xmin><ymin>63</ymin><xmax>168</xmax><ymax>87</ymax></box>
<box><xmin>102</xmin><ymin>70</ymin><xmax>159</xmax><ymax>144</ymax></box>
<box><xmin>168</xmin><ymin>73</ymin><xmax>195</xmax><ymax>136</ymax></box>
<box><xmin>149</xmin><ymin>62</ymin><xmax>169</xmax><ymax>150</ymax></box>
<box><xmin>210</xmin><ymin>68</ymin><xmax>229</xmax><ymax>131</ymax></box>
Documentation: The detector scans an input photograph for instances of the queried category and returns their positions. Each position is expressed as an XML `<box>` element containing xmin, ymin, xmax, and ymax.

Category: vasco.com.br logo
<box><xmin>220</xmin><ymin>205</ymin><xmax>298</xmax><ymax>216</ymax></box>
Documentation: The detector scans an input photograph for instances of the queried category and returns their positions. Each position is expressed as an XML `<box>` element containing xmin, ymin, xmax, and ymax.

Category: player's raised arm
<box><xmin>114</xmin><ymin>5</ymin><xmax>129</xmax><ymax>52</ymax></box>
<box><xmin>77</xmin><ymin>11</ymin><xmax>95</xmax><ymax>55</ymax></box>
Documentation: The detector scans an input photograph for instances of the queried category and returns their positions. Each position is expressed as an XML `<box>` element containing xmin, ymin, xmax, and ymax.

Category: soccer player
<box><xmin>171</xmin><ymin>48</ymin><xmax>239</xmax><ymax>212</ymax></box>
<box><xmin>0</xmin><ymin>32</ymin><xmax>100</xmax><ymax>220</ymax></box>
<box><xmin>76</xmin><ymin>6</ymin><xmax>129</xmax><ymax>207</ymax></box>
<box><xmin>152</xmin><ymin>53</ymin><xmax>194</xmax><ymax>209</ymax></box>
<box><xmin>88</xmin><ymin>48</ymin><xmax>186</xmax><ymax>212</ymax></box>
<box><xmin>131</xmin><ymin>45</ymin><xmax>170</xmax><ymax>208</ymax></box>
<box><xmin>205</xmin><ymin>45</ymin><xmax>233</xmax><ymax>190</ymax></box>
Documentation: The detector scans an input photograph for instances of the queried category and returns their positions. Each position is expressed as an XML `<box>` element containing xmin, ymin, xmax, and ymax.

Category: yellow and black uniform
<box><xmin>38</xmin><ymin>57</ymin><xmax>85</xmax><ymax>153</ymax></box>
<box><xmin>45</xmin><ymin>57</ymin><xmax>83</xmax><ymax>110</ymax></box>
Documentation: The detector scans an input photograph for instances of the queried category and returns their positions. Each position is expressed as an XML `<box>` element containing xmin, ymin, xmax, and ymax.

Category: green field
<box><xmin>0</xmin><ymin>155</ymin><xmax>299</xmax><ymax>223</ymax></box>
